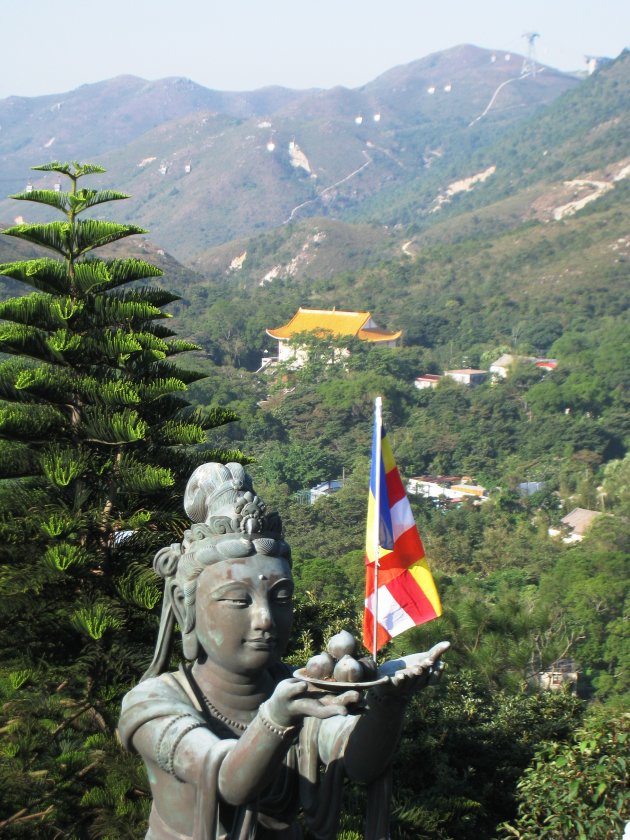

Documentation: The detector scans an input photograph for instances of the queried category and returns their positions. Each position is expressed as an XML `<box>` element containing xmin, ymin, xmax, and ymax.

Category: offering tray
<box><xmin>293</xmin><ymin>668</ymin><xmax>389</xmax><ymax>692</ymax></box>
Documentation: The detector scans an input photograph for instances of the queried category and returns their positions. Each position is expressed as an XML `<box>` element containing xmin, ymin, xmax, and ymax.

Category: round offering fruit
<box><xmin>304</xmin><ymin>652</ymin><xmax>335</xmax><ymax>679</ymax></box>
<box><xmin>358</xmin><ymin>656</ymin><xmax>378</xmax><ymax>680</ymax></box>
<box><xmin>333</xmin><ymin>654</ymin><xmax>364</xmax><ymax>683</ymax></box>
<box><xmin>326</xmin><ymin>630</ymin><xmax>357</xmax><ymax>660</ymax></box>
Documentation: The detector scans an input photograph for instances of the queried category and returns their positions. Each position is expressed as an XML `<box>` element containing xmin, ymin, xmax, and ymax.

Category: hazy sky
<box><xmin>1</xmin><ymin>0</ymin><xmax>628</xmax><ymax>99</ymax></box>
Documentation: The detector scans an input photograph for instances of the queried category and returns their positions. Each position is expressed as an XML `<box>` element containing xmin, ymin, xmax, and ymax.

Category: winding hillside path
<box><xmin>469</xmin><ymin>68</ymin><xmax>543</xmax><ymax>127</ymax></box>
<box><xmin>284</xmin><ymin>151</ymin><xmax>373</xmax><ymax>223</ymax></box>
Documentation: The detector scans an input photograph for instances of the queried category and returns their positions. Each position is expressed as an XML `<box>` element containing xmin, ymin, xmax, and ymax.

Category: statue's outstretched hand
<box><xmin>265</xmin><ymin>678</ymin><xmax>360</xmax><ymax>728</ymax></box>
<box><xmin>374</xmin><ymin>640</ymin><xmax>450</xmax><ymax>699</ymax></box>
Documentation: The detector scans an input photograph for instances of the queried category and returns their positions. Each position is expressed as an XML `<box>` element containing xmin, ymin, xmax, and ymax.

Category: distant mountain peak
<box><xmin>0</xmin><ymin>43</ymin><xmax>597</xmax><ymax>259</ymax></box>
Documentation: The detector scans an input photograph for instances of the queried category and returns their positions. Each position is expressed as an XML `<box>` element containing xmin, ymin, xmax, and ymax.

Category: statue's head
<box><xmin>143</xmin><ymin>463</ymin><xmax>293</xmax><ymax>679</ymax></box>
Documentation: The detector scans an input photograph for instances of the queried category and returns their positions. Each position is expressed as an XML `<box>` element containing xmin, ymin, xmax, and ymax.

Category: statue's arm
<box><xmin>129</xmin><ymin>702</ymin><xmax>295</xmax><ymax>804</ymax></box>
<box><xmin>215</xmin><ymin>681</ymin><xmax>359</xmax><ymax>806</ymax></box>
<box><xmin>119</xmin><ymin>681</ymin><xmax>223</xmax><ymax>785</ymax></box>
<box><xmin>341</xmin><ymin>641</ymin><xmax>449</xmax><ymax>784</ymax></box>
<box><xmin>123</xmin><ymin>677</ymin><xmax>359</xmax><ymax>807</ymax></box>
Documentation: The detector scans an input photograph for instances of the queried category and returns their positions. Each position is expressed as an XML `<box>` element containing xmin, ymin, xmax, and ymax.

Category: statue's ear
<box><xmin>170</xmin><ymin>583</ymin><xmax>188</xmax><ymax>629</ymax></box>
<box><xmin>170</xmin><ymin>583</ymin><xmax>199</xmax><ymax>661</ymax></box>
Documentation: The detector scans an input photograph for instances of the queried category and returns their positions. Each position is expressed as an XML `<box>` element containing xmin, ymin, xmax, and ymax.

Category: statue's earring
<box><xmin>172</xmin><ymin>585</ymin><xmax>198</xmax><ymax>661</ymax></box>
<box><xmin>182</xmin><ymin>629</ymin><xmax>199</xmax><ymax>661</ymax></box>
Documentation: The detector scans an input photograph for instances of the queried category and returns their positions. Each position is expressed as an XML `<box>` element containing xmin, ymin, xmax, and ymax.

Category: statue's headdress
<box><xmin>183</xmin><ymin>461</ymin><xmax>282</xmax><ymax>537</ymax></box>
<box><xmin>142</xmin><ymin>463</ymin><xmax>289</xmax><ymax>680</ymax></box>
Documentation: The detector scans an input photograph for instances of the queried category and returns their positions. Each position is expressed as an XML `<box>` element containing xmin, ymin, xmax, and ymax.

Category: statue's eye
<box><xmin>218</xmin><ymin>589</ymin><xmax>250</xmax><ymax>606</ymax></box>
<box><xmin>272</xmin><ymin>587</ymin><xmax>293</xmax><ymax>604</ymax></box>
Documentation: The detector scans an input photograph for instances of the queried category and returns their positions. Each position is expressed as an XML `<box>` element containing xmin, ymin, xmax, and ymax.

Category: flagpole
<box><xmin>372</xmin><ymin>396</ymin><xmax>383</xmax><ymax>663</ymax></box>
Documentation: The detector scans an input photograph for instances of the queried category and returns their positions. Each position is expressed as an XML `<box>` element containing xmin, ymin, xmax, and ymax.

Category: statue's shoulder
<box><xmin>121</xmin><ymin>670</ymin><xmax>192</xmax><ymax>710</ymax></box>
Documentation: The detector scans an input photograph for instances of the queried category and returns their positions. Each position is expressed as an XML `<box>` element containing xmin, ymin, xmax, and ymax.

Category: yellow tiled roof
<box><xmin>267</xmin><ymin>308</ymin><xmax>401</xmax><ymax>343</ymax></box>
<box><xmin>357</xmin><ymin>327</ymin><xmax>402</xmax><ymax>342</ymax></box>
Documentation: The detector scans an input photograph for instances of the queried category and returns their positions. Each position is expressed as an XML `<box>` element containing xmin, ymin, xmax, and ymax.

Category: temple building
<box><xmin>263</xmin><ymin>307</ymin><xmax>401</xmax><ymax>369</ymax></box>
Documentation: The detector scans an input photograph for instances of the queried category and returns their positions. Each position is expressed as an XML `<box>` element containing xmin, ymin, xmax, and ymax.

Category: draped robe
<box><xmin>119</xmin><ymin>664</ymin><xmax>386</xmax><ymax>840</ymax></box>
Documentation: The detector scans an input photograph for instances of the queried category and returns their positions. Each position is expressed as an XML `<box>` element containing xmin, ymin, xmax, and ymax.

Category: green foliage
<box><xmin>539</xmin><ymin>549</ymin><xmax>630</xmax><ymax>704</ymax></box>
<box><xmin>0</xmin><ymin>162</ymin><xmax>242</xmax><ymax>837</ymax></box>
<box><xmin>359</xmin><ymin>673</ymin><xmax>584</xmax><ymax>840</ymax></box>
<box><xmin>500</xmin><ymin>713</ymin><xmax>630</xmax><ymax>839</ymax></box>
<box><xmin>284</xmin><ymin>589</ymin><xmax>362</xmax><ymax>667</ymax></box>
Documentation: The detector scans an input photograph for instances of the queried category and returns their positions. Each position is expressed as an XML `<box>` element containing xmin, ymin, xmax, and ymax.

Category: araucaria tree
<box><xmin>0</xmin><ymin>162</ymin><xmax>242</xmax><ymax>837</ymax></box>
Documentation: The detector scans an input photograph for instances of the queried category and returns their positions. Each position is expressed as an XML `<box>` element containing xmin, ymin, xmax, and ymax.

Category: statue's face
<box><xmin>194</xmin><ymin>553</ymin><xmax>294</xmax><ymax>676</ymax></box>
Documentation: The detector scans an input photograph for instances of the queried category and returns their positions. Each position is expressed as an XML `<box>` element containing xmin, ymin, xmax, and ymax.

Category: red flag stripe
<box><xmin>384</xmin><ymin>569</ymin><xmax>438</xmax><ymax>625</ymax></box>
<box><xmin>384</xmin><ymin>466</ymin><xmax>406</xmax><ymax>506</ymax></box>
<box><xmin>364</xmin><ymin>526</ymin><xmax>426</xmax><ymax>595</ymax></box>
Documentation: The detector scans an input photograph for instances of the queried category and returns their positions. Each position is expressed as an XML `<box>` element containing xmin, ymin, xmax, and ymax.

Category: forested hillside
<box><xmin>0</xmin><ymin>49</ymin><xmax>628</xmax><ymax>840</ymax></box>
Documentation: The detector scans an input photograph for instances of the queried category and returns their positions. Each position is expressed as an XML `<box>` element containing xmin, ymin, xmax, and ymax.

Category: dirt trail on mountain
<box><xmin>284</xmin><ymin>152</ymin><xmax>372</xmax><ymax>223</ymax></box>
<box><xmin>469</xmin><ymin>68</ymin><xmax>542</xmax><ymax>127</ymax></box>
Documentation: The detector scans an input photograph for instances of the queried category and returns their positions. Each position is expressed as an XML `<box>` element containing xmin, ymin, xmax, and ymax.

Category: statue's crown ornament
<box><xmin>183</xmin><ymin>462</ymin><xmax>282</xmax><ymax>540</ymax></box>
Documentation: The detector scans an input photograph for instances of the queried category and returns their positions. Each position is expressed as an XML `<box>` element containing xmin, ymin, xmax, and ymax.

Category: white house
<box><xmin>489</xmin><ymin>354</ymin><xmax>521</xmax><ymax>379</ymax></box>
<box><xmin>407</xmin><ymin>475</ymin><xmax>488</xmax><ymax>503</ymax></box>
<box><xmin>489</xmin><ymin>354</ymin><xmax>557</xmax><ymax>379</ymax></box>
<box><xmin>309</xmin><ymin>479</ymin><xmax>344</xmax><ymax>504</ymax></box>
<box><xmin>443</xmin><ymin>368</ymin><xmax>487</xmax><ymax>387</ymax></box>
<box><xmin>533</xmin><ymin>658</ymin><xmax>579</xmax><ymax>693</ymax></box>
<box><xmin>414</xmin><ymin>374</ymin><xmax>442</xmax><ymax>390</ymax></box>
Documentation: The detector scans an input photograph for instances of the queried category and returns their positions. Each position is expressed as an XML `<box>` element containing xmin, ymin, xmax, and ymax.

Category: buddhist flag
<box><xmin>363</xmin><ymin>397</ymin><xmax>442</xmax><ymax>653</ymax></box>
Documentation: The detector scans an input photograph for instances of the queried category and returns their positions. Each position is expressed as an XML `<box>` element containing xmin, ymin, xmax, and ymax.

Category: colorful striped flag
<box><xmin>363</xmin><ymin>398</ymin><xmax>442</xmax><ymax>653</ymax></box>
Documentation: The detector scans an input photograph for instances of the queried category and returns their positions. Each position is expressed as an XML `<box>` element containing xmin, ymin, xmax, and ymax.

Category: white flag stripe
<box><xmin>390</xmin><ymin>495</ymin><xmax>415</xmax><ymax>541</ymax></box>
<box><xmin>365</xmin><ymin>585</ymin><xmax>416</xmax><ymax>634</ymax></box>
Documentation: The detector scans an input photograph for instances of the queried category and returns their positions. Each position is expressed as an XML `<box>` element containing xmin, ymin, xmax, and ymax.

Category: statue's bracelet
<box><xmin>258</xmin><ymin>701</ymin><xmax>298</xmax><ymax>739</ymax></box>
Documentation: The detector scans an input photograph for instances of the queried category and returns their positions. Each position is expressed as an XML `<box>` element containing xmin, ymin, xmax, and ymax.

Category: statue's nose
<box><xmin>252</xmin><ymin>601</ymin><xmax>273</xmax><ymax>630</ymax></box>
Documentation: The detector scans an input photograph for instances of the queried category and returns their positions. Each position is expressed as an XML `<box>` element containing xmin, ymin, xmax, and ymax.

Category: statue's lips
<box><xmin>244</xmin><ymin>638</ymin><xmax>276</xmax><ymax>650</ymax></box>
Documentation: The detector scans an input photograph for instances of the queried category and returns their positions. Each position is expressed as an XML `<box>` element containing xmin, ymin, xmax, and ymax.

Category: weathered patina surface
<box><xmin>119</xmin><ymin>462</ymin><xmax>448</xmax><ymax>839</ymax></box>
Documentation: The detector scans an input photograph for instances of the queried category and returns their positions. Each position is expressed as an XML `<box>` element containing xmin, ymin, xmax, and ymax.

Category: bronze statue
<box><xmin>119</xmin><ymin>462</ymin><xmax>448</xmax><ymax>839</ymax></box>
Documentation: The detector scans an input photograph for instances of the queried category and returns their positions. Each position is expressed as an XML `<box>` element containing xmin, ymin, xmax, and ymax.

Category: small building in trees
<box><xmin>265</xmin><ymin>307</ymin><xmax>401</xmax><ymax>369</ymax></box>
<box><xmin>533</xmin><ymin>658</ymin><xmax>579</xmax><ymax>693</ymax></box>
<box><xmin>407</xmin><ymin>475</ymin><xmax>488</xmax><ymax>504</ymax></box>
<box><xmin>309</xmin><ymin>478</ymin><xmax>344</xmax><ymax>504</ymax></box>
<box><xmin>414</xmin><ymin>374</ymin><xmax>442</xmax><ymax>390</ymax></box>
<box><xmin>489</xmin><ymin>353</ymin><xmax>536</xmax><ymax>379</ymax></box>
<box><xmin>489</xmin><ymin>354</ymin><xmax>557</xmax><ymax>380</ymax></box>
<box><xmin>548</xmin><ymin>507</ymin><xmax>602</xmax><ymax>543</ymax></box>
<box><xmin>489</xmin><ymin>353</ymin><xmax>517</xmax><ymax>379</ymax></box>
<box><xmin>518</xmin><ymin>481</ymin><xmax>546</xmax><ymax>497</ymax></box>
<box><xmin>443</xmin><ymin>368</ymin><xmax>487</xmax><ymax>387</ymax></box>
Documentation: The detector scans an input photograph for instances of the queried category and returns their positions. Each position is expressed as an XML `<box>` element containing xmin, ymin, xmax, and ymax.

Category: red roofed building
<box><xmin>414</xmin><ymin>374</ymin><xmax>442</xmax><ymax>390</ymax></box>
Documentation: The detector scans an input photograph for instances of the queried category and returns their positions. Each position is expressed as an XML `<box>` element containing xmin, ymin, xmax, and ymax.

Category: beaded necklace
<box><xmin>183</xmin><ymin>666</ymin><xmax>249</xmax><ymax>733</ymax></box>
<box><xmin>199</xmin><ymin>690</ymin><xmax>249</xmax><ymax>733</ymax></box>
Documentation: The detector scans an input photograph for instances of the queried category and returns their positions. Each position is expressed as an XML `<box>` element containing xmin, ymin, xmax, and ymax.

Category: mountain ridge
<box><xmin>0</xmin><ymin>44</ymin><xmax>580</xmax><ymax>257</ymax></box>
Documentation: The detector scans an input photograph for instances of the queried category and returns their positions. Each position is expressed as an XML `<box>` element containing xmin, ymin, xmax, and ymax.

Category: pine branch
<box><xmin>50</xmin><ymin>702</ymin><xmax>92</xmax><ymax>737</ymax></box>
<box><xmin>0</xmin><ymin>258</ymin><xmax>69</xmax><ymax>294</ymax></box>
<box><xmin>32</xmin><ymin>161</ymin><xmax>106</xmax><ymax>176</ymax></box>
<box><xmin>0</xmin><ymin>805</ymin><xmax>55</xmax><ymax>830</ymax></box>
